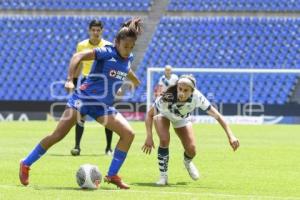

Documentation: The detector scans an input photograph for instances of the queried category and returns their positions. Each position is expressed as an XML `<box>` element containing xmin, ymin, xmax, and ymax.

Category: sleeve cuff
<box><xmin>205</xmin><ymin>105</ymin><xmax>211</xmax><ymax>112</ymax></box>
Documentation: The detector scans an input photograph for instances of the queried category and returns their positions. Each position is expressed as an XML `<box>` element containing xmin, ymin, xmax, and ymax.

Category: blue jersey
<box><xmin>77</xmin><ymin>45</ymin><xmax>133</xmax><ymax>106</ymax></box>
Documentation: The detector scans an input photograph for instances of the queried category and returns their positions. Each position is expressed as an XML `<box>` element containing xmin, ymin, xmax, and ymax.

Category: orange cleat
<box><xmin>19</xmin><ymin>161</ymin><xmax>30</xmax><ymax>186</ymax></box>
<box><xmin>104</xmin><ymin>175</ymin><xmax>130</xmax><ymax>189</ymax></box>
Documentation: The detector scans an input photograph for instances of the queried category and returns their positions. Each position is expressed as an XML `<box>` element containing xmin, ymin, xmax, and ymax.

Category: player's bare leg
<box><xmin>96</xmin><ymin>113</ymin><xmax>134</xmax><ymax>189</ymax></box>
<box><xmin>174</xmin><ymin>123</ymin><xmax>200</xmax><ymax>180</ymax></box>
<box><xmin>153</xmin><ymin>115</ymin><xmax>171</xmax><ymax>185</ymax></box>
<box><xmin>40</xmin><ymin>108</ymin><xmax>78</xmax><ymax>149</ymax></box>
<box><xmin>19</xmin><ymin>108</ymin><xmax>78</xmax><ymax>186</ymax></box>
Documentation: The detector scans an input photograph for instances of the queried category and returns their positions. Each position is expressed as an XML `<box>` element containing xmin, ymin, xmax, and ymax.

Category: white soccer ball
<box><xmin>76</xmin><ymin>164</ymin><xmax>102</xmax><ymax>189</ymax></box>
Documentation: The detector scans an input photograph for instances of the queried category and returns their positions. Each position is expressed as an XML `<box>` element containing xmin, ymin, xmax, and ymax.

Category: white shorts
<box><xmin>154</xmin><ymin>113</ymin><xmax>192</xmax><ymax>128</ymax></box>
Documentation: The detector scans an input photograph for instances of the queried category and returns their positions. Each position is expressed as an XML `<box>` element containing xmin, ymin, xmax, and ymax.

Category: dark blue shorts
<box><xmin>66</xmin><ymin>92</ymin><xmax>118</xmax><ymax>120</ymax></box>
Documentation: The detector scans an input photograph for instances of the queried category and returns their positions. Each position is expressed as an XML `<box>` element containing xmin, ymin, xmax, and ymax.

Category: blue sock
<box><xmin>23</xmin><ymin>143</ymin><xmax>46</xmax><ymax>166</ymax></box>
<box><xmin>107</xmin><ymin>148</ymin><xmax>127</xmax><ymax>176</ymax></box>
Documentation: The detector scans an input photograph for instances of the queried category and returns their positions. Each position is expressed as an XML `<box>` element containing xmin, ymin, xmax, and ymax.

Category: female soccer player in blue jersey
<box><xmin>19</xmin><ymin>18</ymin><xmax>142</xmax><ymax>189</ymax></box>
<box><xmin>142</xmin><ymin>75</ymin><xmax>240</xmax><ymax>185</ymax></box>
<box><xmin>70</xmin><ymin>19</ymin><xmax>115</xmax><ymax>157</ymax></box>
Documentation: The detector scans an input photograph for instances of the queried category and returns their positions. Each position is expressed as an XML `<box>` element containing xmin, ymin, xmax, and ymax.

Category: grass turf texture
<box><xmin>0</xmin><ymin>121</ymin><xmax>300</xmax><ymax>200</ymax></box>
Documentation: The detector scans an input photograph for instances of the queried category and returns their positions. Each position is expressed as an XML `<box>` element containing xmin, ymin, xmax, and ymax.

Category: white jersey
<box><xmin>154</xmin><ymin>89</ymin><xmax>211</xmax><ymax>122</ymax></box>
<box><xmin>158</xmin><ymin>74</ymin><xmax>178</xmax><ymax>92</ymax></box>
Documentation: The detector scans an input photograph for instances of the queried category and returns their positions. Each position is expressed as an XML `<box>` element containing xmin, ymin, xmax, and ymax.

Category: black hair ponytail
<box><xmin>116</xmin><ymin>17</ymin><xmax>142</xmax><ymax>42</ymax></box>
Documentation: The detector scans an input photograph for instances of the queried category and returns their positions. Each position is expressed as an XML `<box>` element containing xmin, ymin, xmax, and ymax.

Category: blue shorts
<box><xmin>66</xmin><ymin>93</ymin><xmax>118</xmax><ymax>120</ymax></box>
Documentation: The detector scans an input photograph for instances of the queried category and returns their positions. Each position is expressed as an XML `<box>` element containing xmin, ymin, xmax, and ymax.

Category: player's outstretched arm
<box><xmin>142</xmin><ymin>106</ymin><xmax>155</xmax><ymax>154</ymax></box>
<box><xmin>65</xmin><ymin>50</ymin><xmax>95</xmax><ymax>92</ymax></box>
<box><xmin>207</xmin><ymin>106</ymin><xmax>240</xmax><ymax>151</ymax></box>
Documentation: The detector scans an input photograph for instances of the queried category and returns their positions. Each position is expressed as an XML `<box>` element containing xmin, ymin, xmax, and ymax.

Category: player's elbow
<box><xmin>69</xmin><ymin>53</ymin><xmax>82</xmax><ymax>69</ymax></box>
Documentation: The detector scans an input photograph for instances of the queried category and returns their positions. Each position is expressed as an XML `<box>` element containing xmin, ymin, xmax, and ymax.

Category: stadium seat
<box><xmin>0</xmin><ymin>16</ymin><xmax>299</xmax><ymax>105</ymax></box>
<box><xmin>0</xmin><ymin>16</ymin><xmax>130</xmax><ymax>101</ymax></box>
<box><xmin>167</xmin><ymin>0</ymin><xmax>300</xmax><ymax>12</ymax></box>
<box><xmin>0</xmin><ymin>0</ymin><xmax>153</xmax><ymax>11</ymax></box>
<box><xmin>132</xmin><ymin>17</ymin><xmax>300</xmax><ymax>105</ymax></box>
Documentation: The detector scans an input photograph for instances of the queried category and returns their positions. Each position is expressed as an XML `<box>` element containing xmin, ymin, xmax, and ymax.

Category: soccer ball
<box><xmin>76</xmin><ymin>164</ymin><xmax>102</xmax><ymax>189</ymax></box>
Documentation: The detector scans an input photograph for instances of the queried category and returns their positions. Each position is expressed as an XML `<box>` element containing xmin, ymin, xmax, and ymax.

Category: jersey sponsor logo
<box><xmin>109</xmin><ymin>69</ymin><xmax>127</xmax><ymax>81</ymax></box>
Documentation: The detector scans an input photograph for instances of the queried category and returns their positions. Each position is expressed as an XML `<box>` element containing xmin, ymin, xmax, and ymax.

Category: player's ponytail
<box><xmin>116</xmin><ymin>17</ymin><xmax>142</xmax><ymax>42</ymax></box>
<box><xmin>161</xmin><ymin>85</ymin><xmax>177</xmax><ymax>103</ymax></box>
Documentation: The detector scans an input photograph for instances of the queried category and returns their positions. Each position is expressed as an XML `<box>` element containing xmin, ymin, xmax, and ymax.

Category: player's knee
<box><xmin>121</xmin><ymin>129</ymin><xmax>135</xmax><ymax>142</ymax></box>
<box><xmin>160</xmin><ymin>138</ymin><xmax>170</xmax><ymax>147</ymax></box>
<box><xmin>127</xmin><ymin>129</ymin><xmax>135</xmax><ymax>141</ymax></box>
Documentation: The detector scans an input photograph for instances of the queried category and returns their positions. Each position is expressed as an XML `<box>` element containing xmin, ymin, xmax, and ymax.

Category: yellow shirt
<box><xmin>76</xmin><ymin>39</ymin><xmax>112</xmax><ymax>77</ymax></box>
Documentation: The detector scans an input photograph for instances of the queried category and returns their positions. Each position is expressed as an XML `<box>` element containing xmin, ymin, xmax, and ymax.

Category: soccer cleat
<box><xmin>105</xmin><ymin>148</ymin><xmax>113</xmax><ymax>156</ymax></box>
<box><xmin>70</xmin><ymin>147</ymin><xmax>81</xmax><ymax>156</ymax></box>
<box><xmin>155</xmin><ymin>175</ymin><xmax>168</xmax><ymax>186</ymax></box>
<box><xmin>104</xmin><ymin>175</ymin><xmax>130</xmax><ymax>189</ymax></box>
<box><xmin>19</xmin><ymin>161</ymin><xmax>30</xmax><ymax>186</ymax></box>
<box><xmin>184</xmin><ymin>160</ymin><xmax>200</xmax><ymax>180</ymax></box>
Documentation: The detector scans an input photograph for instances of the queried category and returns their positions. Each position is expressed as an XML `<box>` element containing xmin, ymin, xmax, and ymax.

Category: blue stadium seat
<box><xmin>0</xmin><ymin>16</ymin><xmax>130</xmax><ymax>101</ymax></box>
<box><xmin>167</xmin><ymin>0</ymin><xmax>300</xmax><ymax>12</ymax></box>
<box><xmin>0</xmin><ymin>16</ymin><xmax>299</xmax><ymax>105</ymax></box>
<box><xmin>132</xmin><ymin>17</ymin><xmax>300</xmax><ymax>104</ymax></box>
<box><xmin>0</xmin><ymin>0</ymin><xmax>153</xmax><ymax>11</ymax></box>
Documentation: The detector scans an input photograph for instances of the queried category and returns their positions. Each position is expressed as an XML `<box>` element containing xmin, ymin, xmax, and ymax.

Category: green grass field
<box><xmin>0</xmin><ymin>121</ymin><xmax>300</xmax><ymax>200</ymax></box>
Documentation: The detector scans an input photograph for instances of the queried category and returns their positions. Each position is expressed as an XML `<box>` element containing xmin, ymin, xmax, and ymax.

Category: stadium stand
<box><xmin>0</xmin><ymin>16</ymin><xmax>129</xmax><ymax>101</ymax></box>
<box><xmin>131</xmin><ymin>71</ymin><xmax>298</xmax><ymax>105</ymax></box>
<box><xmin>0</xmin><ymin>0</ymin><xmax>153</xmax><ymax>11</ymax></box>
<box><xmin>0</xmin><ymin>14</ymin><xmax>299</xmax><ymax>105</ymax></box>
<box><xmin>168</xmin><ymin>0</ymin><xmax>300</xmax><ymax>12</ymax></box>
<box><xmin>142</xmin><ymin>17</ymin><xmax>299</xmax><ymax>69</ymax></box>
<box><xmin>131</xmin><ymin>17</ymin><xmax>300</xmax><ymax>104</ymax></box>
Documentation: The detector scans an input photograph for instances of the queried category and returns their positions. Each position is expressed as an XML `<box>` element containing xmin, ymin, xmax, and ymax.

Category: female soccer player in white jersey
<box><xmin>19</xmin><ymin>18</ymin><xmax>142</xmax><ymax>189</ymax></box>
<box><xmin>155</xmin><ymin>65</ymin><xmax>178</xmax><ymax>97</ymax></box>
<box><xmin>142</xmin><ymin>74</ymin><xmax>240</xmax><ymax>185</ymax></box>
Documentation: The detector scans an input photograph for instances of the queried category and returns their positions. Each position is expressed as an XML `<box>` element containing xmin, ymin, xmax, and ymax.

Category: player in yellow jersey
<box><xmin>70</xmin><ymin>19</ymin><xmax>114</xmax><ymax>156</ymax></box>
